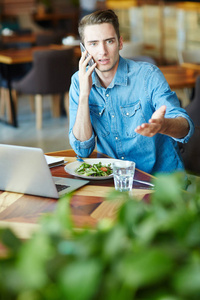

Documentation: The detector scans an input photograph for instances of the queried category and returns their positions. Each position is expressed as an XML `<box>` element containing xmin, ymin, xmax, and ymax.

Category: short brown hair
<box><xmin>78</xmin><ymin>9</ymin><xmax>120</xmax><ymax>43</ymax></box>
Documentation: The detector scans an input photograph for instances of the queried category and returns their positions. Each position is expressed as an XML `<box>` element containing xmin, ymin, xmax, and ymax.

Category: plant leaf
<box><xmin>59</xmin><ymin>259</ymin><xmax>102</xmax><ymax>300</ymax></box>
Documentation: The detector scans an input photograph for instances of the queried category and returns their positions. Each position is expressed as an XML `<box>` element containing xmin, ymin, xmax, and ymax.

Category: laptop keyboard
<box><xmin>55</xmin><ymin>184</ymin><xmax>70</xmax><ymax>192</ymax></box>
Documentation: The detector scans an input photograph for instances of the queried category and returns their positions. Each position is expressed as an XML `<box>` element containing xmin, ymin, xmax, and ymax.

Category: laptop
<box><xmin>0</xmin><ymin>144</ymin><xmax>89</xmax><ymax>199</ymax></box>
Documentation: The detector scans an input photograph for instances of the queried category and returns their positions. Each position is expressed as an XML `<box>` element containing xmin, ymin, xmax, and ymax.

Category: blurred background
<box><xmin>0</xmin><ymin>0</ymin><xmax>200</xmax><ymax>152</ymax></box>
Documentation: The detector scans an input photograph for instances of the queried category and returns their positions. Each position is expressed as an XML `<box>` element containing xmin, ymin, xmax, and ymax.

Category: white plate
<box><xmin>64</xmin><ymin>158</ymin><xmax>119</xmax><ymax>180</ymax></box>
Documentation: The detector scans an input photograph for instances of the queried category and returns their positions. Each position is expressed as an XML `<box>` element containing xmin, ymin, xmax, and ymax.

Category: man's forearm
<box><xmin>72</xmin><ymin>101</ymin><xmax>93</xmax><ymax>142</ymax></box>
<box><xmin>160</xmin><ymin>117</ymin><xmax>190</xmax><ymax>139</ymax></box>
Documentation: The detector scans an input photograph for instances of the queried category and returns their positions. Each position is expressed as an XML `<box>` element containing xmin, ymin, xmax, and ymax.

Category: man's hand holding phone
<box><xmin>80</xmin><ymin>42</ymin><xmax>95</xmax><ymax>67</ymax></box>
<box><xmin>79</xmin><ymin>43</ymin><xmax>96</xmax><ymax>99</ymax></box>
<box><xmin>79</xmin><ymin>43</ymin><xmax>96</xmax><ymax>102</ymax></box>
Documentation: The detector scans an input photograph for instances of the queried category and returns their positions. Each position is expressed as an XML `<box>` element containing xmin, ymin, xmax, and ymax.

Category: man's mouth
<box><xmin>98</xmin><ymin>59</ymin><xmax>110</xmax><ymax>65</ymax></box>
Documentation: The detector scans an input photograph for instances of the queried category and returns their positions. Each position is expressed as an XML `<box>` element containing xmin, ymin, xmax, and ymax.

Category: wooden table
<box><xmin>159</xmin><ymin>65</ymin><xmax>200</xmax><ymax>90</ymax></box>
<box><xmin>0</xmin><ymin>149</ymin><xmax>154</xmax><ymax>239</ymax></box>
<box><xmin>0</xmin><ymin>44</ymin><xmax>77</xmax><ymax>127</ymax></box>
<box><xmin>181</xmin><ymin>62</ymin><xmax>200</xmax><ymax>72</ymax></box>
<box><xmin>2</xmin><ymin>33</ymin><xmax>36</xmax><ymax>47</ymax></box>
<box><xmin>0</xmin><ymin>44</ymin><xmax>76</xmax><ymax>65</ymax></box>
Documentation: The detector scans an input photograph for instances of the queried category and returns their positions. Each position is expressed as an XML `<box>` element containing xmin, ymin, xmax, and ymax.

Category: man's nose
<box><xmin>99</xmin><ymin>43</ymin><xmax>108</xmax><ymax>55</ymax></box>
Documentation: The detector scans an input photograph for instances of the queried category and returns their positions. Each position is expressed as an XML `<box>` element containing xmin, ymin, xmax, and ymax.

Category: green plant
<box><xmin>0</xmin><ymin>173</ymin><xmax>200</xmax><ymax>300</ymax></box>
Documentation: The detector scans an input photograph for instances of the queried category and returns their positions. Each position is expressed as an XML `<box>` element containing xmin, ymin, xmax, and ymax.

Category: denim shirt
<box><xmin>69</xmin><ymin>56</ymin><xmax>194</xmax><ymax>174</ymax></box>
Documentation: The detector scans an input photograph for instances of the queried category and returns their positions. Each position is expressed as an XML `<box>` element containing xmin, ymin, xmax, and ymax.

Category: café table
<box><xmin>0</xmin><ymin>44</ymin><xmax>77</xmax><ymax>127</ymax></box>
<box><xmin>159</xmin><ymin>65</ymin><xmax>200</xmax><ymax>90</ymax></box>
<box><xmin>0</xmin><ymin>149</ymin><xmax>154</xmax><ymax>240</ymax></box>
<box><xmin>2</xmin><ymin>33</ymin><xmax>36</xmax><ymax>47</ymax></box>
<box><xmin>181</xmin><ymin>62</ymin><xmax>200</xmax><ymax>72</ymax></box>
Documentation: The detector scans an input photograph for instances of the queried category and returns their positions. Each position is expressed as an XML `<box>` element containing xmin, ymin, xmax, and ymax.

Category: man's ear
<box><xmin>119</xmin><ymin>36</ymin><xmax>123</xmax><ymax>50</ymax></box>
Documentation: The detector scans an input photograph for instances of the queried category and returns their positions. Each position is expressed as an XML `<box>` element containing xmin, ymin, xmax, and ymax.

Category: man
<box><xmin>69</xmin><ymin>9</ymin><xmax>194</xmax><ymax>174</ymax></box>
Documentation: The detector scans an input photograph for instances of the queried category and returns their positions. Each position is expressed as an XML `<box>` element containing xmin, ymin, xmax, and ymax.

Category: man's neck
<box><xmin>96</xmin><ymin>72</ymin><xmax>114</xmax><ymax>89</ymax></box>
<box><xmin>95</xmin><ymin>60</ymin><xmax>119</xmax><ymax>89</ymax></box>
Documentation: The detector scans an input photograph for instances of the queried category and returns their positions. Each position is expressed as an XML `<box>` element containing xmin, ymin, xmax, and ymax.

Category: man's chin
<box><xmin>97</xmin><ymin>65</ymin><xmax>113</xmax><ymax>73</ymax></box>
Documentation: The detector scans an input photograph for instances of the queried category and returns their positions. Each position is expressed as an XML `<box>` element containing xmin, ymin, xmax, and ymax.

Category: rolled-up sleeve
<box><xmin>172</xmin><ymin>114</ymin><xmax>194</xmax><ymax>143</ymax></box>
<box><xmin>69</xmin><ymin>130</ymin><xmax>95</xmax><ymax>157</ymax></box>
<box><xmin>146</xmin><ymin>66</ymin><xmax>195</xmax><ymax>144</ymax></box>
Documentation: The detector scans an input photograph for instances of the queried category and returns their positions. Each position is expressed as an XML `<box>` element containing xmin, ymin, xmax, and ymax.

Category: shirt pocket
<box><xmin>120</xmin><ymin>100</ymin><xmax>146</xmax><ymax>138</ymax></box>
<box><xmin>90</xmin><ymin>104</ymin><xmax>110</xmax><ymax>137</ymax></box>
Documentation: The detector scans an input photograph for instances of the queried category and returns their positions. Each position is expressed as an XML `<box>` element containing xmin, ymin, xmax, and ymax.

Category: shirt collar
<box><xmin>92</xmin><ymin>56</ymin><xmax>128</xmax><ymax>88</ymax></box>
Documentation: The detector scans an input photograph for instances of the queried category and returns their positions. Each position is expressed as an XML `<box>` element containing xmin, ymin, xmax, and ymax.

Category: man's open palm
<box><xmin>135</xmin><ymin>105</ymin><xmax>166</xmax><ymax>137</ymax></box>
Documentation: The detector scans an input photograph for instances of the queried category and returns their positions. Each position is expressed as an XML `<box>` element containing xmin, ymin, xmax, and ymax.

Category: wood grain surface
<box><xmin>0</xmin><ymin>149</ymin><xmax>154</xmax><ymax>239</ymax></box>
<box><xmin>159</xmin><ymin>65</ymin><xmax>200</xmax><ymax>89</ymax></box>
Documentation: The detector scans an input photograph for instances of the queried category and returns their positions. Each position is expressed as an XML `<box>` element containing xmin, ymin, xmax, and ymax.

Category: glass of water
<box><xmin>112</xmin><ymin>160</ymin><xmax>136</xmax><ymax>192</ymax></box>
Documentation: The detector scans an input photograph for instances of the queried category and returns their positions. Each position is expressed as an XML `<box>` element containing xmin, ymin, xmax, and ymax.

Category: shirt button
<box><xmin>126</xmin><ymin>113</ymin><xmax>129</xmax><ymax>116</ymax></box>
<box><xmin>106</xmin><ymin>94</ymin><xmax>109</xmax><ymax>97</ymax></box>
<box><xmin>112</xmin><ymin>115</ymin><xmax>115</xmax><ymax>118</ymax></box>
<box><xmin>99</xmin><ymin>112</ymin><xmax>101</xmax><ymax>116</ymax></box>
<box><xmin>115</xmin><ymin>137</ymin><xmax>118</xmax><ymax>140</ymax></box>
<box><xmin>121</xmin><ymin>157</ymin><xmax>124</xmax><ymax>160</ymax></box>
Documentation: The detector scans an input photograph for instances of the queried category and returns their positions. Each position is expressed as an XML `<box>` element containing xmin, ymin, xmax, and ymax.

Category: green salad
<box><xmin>75</xmin><ymin>162</ymin><xmax>113</xmax><ymax>177</ymax></box>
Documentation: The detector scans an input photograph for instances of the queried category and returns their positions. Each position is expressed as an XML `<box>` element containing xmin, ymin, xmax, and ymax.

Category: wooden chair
<box><xmin>0</xmin><ymin>38</ymin><xmax>33</xmax><ymax>123</ymax></box>
<box><xmin>12</xmin><ymin>48</ymin><xmax>74</xmax><ymax>129</ymax></box>
<box><xmin>0</xmin><ymin>63</ymin><xmax>32</xmax><ymax>122</ymax></box>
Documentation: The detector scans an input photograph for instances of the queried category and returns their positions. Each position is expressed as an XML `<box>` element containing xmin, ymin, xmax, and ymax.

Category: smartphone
<box><xmin>80</xmin><ymin>42</ymin><xmax>95</xmax><ymax>67</ymax></box>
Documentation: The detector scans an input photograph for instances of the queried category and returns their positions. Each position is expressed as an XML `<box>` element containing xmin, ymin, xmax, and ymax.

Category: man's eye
<box><xmin>107</xmin><ymin>40</ymin><xmax>114</xmax><ymax>44</ymax></box>
<box><xmin>90</xmin><ymin>42</ymin><xmax>96</xmax><ymax>46</ymax></box>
